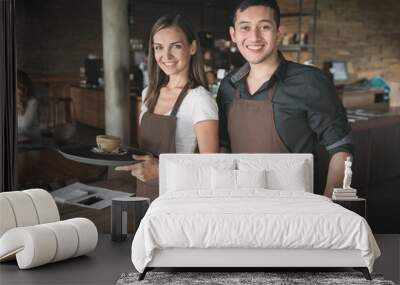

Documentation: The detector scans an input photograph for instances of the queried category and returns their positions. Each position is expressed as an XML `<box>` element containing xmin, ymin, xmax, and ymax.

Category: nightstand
<box><xmin>332</xmin><ymin>198</ymin><xmax>366</xmax><ymax>218</ymax></box>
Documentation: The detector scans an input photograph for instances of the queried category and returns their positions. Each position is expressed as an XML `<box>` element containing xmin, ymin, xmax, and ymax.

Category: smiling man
<box><xmin>217</xmin><ymin>0</ymin><xmax>354</xmax><ymax>197</ymax></box>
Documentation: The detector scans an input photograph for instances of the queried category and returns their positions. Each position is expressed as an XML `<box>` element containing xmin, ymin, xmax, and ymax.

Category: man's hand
<box><xmin>115</xmin><ymin>155</ymin><xmax>159</xmax><ymax>182</ymax></box>
<box><xmin>324</xmin><ymin>152</ymin><xmax>351</xmax><ymax>198</ymax></box>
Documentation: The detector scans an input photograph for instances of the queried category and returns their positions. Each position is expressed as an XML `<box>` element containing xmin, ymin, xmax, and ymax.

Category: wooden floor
<box><xmin>17</xmin><ymin>122</ymin><xmax>138</xmax><ymax>233</ymax></box>
<box><xmin>17</xmin><ymin>148</ymin><xmax>105</xmax><ymax>189</ymax></box>
<box><xmin>17</xmin><ymin>123</ymin><xmax>106</xmax><ymax>190</ymax></box>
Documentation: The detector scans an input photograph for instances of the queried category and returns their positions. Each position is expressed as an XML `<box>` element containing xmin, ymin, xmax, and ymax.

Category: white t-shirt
<box><xmin>140</xmin><ymin>86</ymin><xmax>218</xmax><ymax>153</ymax></box>
<box><xmin>17</xmin><ymin>98</ymin><xmax>41</xmax><ymax>140</ymax></box>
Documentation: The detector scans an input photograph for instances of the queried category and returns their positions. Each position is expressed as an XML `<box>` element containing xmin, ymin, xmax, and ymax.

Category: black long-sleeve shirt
<box><xmin>217</xmin><ymin>54</ymin><xmax>353</xmax><ymax>156</ymax></box>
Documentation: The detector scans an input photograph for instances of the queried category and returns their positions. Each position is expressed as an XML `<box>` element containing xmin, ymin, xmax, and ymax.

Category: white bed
<box><xmin>131</xmin><ymin>154</ymin><xmax>380</xmax><ymax>280</ymax></box>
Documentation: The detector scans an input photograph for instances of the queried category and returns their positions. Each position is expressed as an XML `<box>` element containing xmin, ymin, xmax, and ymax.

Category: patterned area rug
<box><xmin>116</xmin><ymin>271</ymin><xmax>396</xmax><ymax>285</ymax></box>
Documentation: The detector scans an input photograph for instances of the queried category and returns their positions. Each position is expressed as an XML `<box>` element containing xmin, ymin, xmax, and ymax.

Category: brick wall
<box><xmin>315</xmin><ymin>0</ymin><xmax>400</xmax><ymax>82</ymax></box>
<box><xmin>16</xmin><ymin>0</ymin><xmax>232</xmax><ymax>77</ymax></box>
<box><xmin>16</xmin><ymin>0</ymin><xmax>400</xmax><ymax>82</ymax></box>
<box><xmin>16</xmin><ymin>0</ymin><xmax>103</xmax><ymax>76</ymax></box>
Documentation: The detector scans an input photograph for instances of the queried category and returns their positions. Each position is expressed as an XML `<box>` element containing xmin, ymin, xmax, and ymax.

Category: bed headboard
<box><xmin>159</xmin><ymin>153</ymin><xmax>314</xmax><ymax>195</ymax></box>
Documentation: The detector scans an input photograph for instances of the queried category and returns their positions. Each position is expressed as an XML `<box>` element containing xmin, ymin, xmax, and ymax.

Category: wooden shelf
<box><xmin>278</xmin><ymin>0</ymin><xmax>318</xmax><ymax>63</ymax></box>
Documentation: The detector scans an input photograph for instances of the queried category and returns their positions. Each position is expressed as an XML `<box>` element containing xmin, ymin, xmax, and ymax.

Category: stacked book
<box><xmin>332</xmin><ymin>188</ymin><xmax>358</xmax><ymax>200</ymax></box>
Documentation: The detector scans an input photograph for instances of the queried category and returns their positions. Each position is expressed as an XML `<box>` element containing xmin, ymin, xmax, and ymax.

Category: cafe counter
<box><xmin>316</xmin><ymin>103</ymin><xmax>400</xmax><ymax>233</ymax></box>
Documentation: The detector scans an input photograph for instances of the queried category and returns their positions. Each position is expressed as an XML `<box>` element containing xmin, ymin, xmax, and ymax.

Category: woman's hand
<box><xmin>115</xmin><ymin>155</ymin><xmax>159</xmax><ymax>182</ymax></box>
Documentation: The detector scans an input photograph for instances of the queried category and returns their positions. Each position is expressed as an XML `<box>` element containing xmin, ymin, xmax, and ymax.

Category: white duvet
<box><xmin>131</xmin><ymin>190</ymin><xmax>380</xmax><ymax>273</ymax></box>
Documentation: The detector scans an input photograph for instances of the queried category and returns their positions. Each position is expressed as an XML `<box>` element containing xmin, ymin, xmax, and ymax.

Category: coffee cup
<box><xmin>96</xmin><ymin>135</ymin><xmax>121</xmax><ymax>152</ymax></box>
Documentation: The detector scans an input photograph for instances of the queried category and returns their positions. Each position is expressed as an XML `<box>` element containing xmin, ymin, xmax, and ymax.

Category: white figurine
<box><xmin>343</xmin><ymin>156</ymin><xmax>353</xmax><ymax>189</ymax></box>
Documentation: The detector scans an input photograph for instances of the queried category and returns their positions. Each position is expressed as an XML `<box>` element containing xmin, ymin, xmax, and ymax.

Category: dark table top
<box><xmin>58</xmin><ymin>144</ymin><xmax>149</xmax><ymax>166</ymax></box>
<box><xmin>347</xmin><ymin>103</ymin><xmax>400</xmax><ymax>131</ymax></box>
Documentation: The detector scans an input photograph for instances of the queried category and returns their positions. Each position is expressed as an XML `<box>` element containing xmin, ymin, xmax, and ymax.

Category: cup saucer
<box><xmin>91</xmin><ymin>146</ymin><xmax>128</xmax><ymax>156</ymax></box>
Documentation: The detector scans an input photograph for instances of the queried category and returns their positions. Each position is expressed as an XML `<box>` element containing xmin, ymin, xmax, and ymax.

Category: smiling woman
<box><xmin>140</xmin><ymin>14</ymin><xmax>218</xmax><ymax>157</ymax></box>
<box><xmin>145</xmin><ymin>14</ymin><xmax>209</xmax><ymax>113</ymax></box>
<box><xmin>116</xmin><ymin>14</ymin><xmax>219</xmax><ymax>201</ymax></box>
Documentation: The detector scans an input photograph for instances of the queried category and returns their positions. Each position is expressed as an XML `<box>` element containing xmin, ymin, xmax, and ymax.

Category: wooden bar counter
<box><xmin>68</xmin><ymin>86</ymin><xmax>142</xmax><ymax>145</ymax></box>
<box><xmin>317</xmin><ymin>103</ymin><xmax>400</xmax><ymax>233</ymax></box>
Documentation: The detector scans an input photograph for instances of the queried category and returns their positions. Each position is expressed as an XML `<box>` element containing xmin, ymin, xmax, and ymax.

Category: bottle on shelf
<box><xmin>210</xmin><ymin>69</ymin><xmax>227</xmax><ymax>97</ymax></box>
<box><xmin>79</xmin><ymin>67</ymin><xmax>88</xmax><ymax>88</ymax></box>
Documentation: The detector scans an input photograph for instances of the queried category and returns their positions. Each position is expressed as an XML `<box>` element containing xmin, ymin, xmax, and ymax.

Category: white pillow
<box><xmin>238</xmin><ymin>159</ymin><xmax>309</xmax><ymax>192</ymax></box>
<box><xmin>211</xmin><ymin>168</ymin><xmax>267</xmax><ymax>190</ymax></box>
<box><xmin>266</xmin><ymin>167</ymin><xmax>307</xmax><ymax>191</ymax></box>
<box><xmin>211</xmin><ymin>168</ymin><xmax>236</xmax><ymax>190</ymax></box>
<box><xmin>167</xmin><ymin>162</ymin><xmax>210</xmax><ymax>191</ymax></box>
<box><xmin>166</xmin><ymin>160</ymin><xmax>236</xmax><ymax>192</ymax></box>
<box><xmin>237</xmin><ymin>169</ymin><xmax>267</xmax><ymax>189</ymax></box>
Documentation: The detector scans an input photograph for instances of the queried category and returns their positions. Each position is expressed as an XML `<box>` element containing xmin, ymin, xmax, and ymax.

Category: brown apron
<box><xmin>228</xmin><ymin>82</ymin><xmax>328</xmax><ymax>194</ymax></box>
<box><xmin>227</xmin><ymin>82</ymin><xmax>289</xmax><ymax>153</ymax></box>
<box><xmin>136</xmin><ymin>83</ymin><xmax>190</xmax><ymax>201</ymax></box>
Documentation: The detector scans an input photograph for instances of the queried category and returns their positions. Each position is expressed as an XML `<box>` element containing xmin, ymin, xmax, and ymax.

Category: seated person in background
<box><xmin>116</xmin><ymin>14</ymin><xmax>219</xmax><ymax>200</ymax></box>
<box><xmin>17</xmin><ymin>70</ymin><xmax>41</xmax><ymax>143</ymax></box>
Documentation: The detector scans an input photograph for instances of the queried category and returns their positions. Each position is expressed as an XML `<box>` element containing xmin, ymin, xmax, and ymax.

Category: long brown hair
<box><xmin>145</xmin><ymin>14</ymin><xmax>208</xmax><ymax>112</ymax></box>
